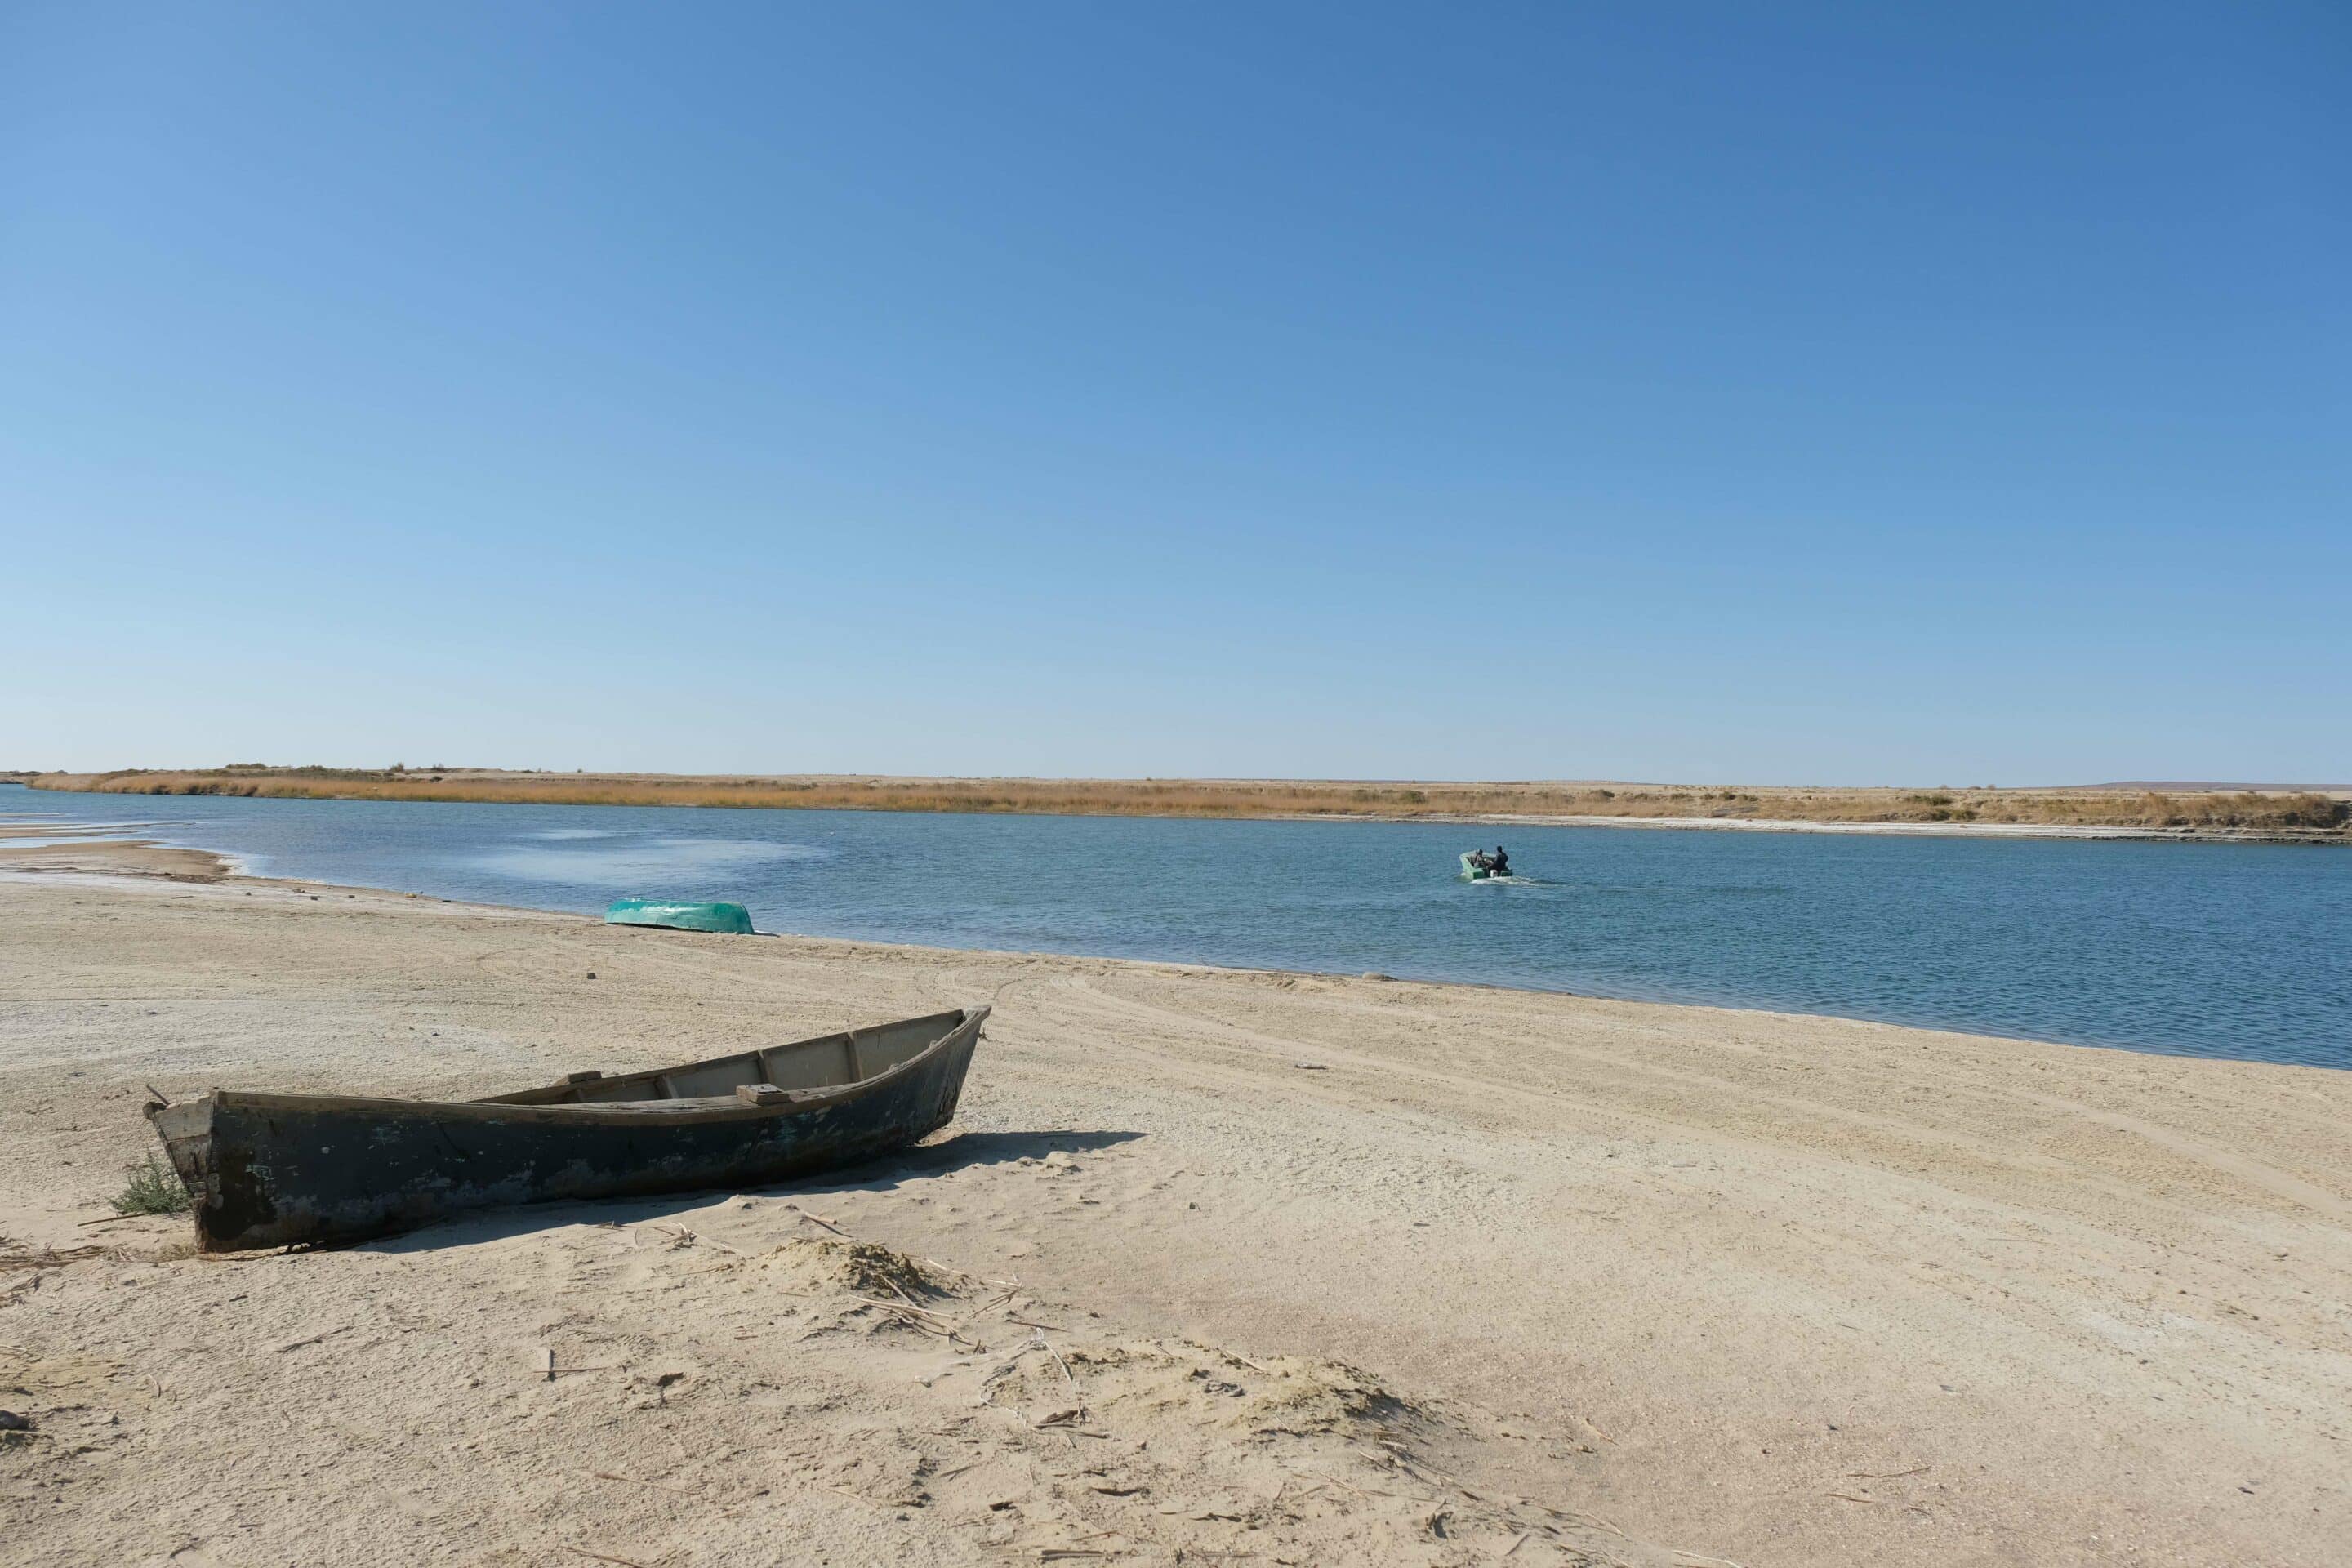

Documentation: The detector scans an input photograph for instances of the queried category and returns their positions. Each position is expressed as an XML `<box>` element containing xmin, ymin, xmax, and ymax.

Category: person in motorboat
<box><xmin>1488</xmin><ymin>845</ymin><xmax>1511</xmax><ymax>876</ymax></box>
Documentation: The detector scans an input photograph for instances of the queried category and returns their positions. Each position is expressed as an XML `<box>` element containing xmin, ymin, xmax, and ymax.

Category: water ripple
<box><xmin>6</xmin><ymin>785</ymin><xmax>2345</xmax><ymax>1068</ymax></box>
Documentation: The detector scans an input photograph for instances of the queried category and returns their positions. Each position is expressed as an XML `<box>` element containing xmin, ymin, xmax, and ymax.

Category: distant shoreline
<box><xmin>11</xmin><ymin>769</ymin><xmax>2348</xmax><ymax>844</ymax></box>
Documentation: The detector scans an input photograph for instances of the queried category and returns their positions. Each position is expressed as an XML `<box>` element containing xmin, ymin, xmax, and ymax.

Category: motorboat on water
<box><xmin>1459</xmin><ymin>849</ymin><xmax>1514</xmax><ymax>880</ymax></box>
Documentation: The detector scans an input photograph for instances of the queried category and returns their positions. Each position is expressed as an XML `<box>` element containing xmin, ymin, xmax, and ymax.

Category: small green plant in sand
<box><xmin>111</xmin><ymin>1153</ymin><xmax>192</xmax><ymax>1216</ymax></box>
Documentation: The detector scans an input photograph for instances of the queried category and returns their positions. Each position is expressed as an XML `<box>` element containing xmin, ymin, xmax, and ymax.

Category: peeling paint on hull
<box><xmin>146</xmin><ymin>1008</ymin><xmax>986</xmax><ymax>1252</ymax></box>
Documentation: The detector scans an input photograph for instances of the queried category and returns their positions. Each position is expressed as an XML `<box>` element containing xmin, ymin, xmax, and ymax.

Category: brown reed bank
<box><xmin>20</xmin><ymin>767</ymin><xmax>2348</xmax><ymax>839</ymax></box>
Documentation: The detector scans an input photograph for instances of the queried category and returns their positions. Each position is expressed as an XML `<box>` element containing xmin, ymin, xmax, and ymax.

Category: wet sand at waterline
<box><xmin>3</xmin><ymin>858</ymin><xmax>2348</xmax><ymax>1566</ymax></box>
<box><xmin>0</xmin><ymin>821</ymin><xmax>233</xmax><ymax>882</ymax></box>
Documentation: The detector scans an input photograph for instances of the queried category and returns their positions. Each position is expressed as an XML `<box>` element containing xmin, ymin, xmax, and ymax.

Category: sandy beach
<box><xmin>0</xmin><ymin>821</ymin><xmax>235</xmax><ymax>883</ymax></box>
<box><xmin>4</xmin><ymin>860</ymin><xmax>2349</xmax><ymax>1566</ymax></box>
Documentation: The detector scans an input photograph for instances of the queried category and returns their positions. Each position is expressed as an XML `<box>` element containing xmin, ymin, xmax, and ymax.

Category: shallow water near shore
<box><xmin>7</xmin><ymin>782</ymin><xmax>2347</xmax><ymax>1067</ymax></box>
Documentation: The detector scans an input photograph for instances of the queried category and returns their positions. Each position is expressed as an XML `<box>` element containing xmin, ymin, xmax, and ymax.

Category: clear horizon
<box><xmin>9</xmin><ymin>770</ymin><xmax>2347</xmax><ymax>797</ymax></box>
<box><xmin>7</xmin><ymin>5</ymin><xmax>2346</xmax><ymax>782</ymax></box>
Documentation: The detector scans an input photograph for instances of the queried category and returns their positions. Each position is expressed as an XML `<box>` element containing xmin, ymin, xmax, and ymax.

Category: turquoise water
<box><xmin>7</xmin><ymin>782</ymin><xmax>2347</xmax><ymax>1068</ymax></box>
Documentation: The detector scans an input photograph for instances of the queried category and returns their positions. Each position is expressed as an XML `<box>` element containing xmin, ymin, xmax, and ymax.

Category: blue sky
<box><xmin>5</xmin><ymin>3</ymin><xmax>2345</xmax><ymax>783</ymax></box>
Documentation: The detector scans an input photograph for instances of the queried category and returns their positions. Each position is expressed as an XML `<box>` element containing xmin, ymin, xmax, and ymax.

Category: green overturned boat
<box><xmin>605</xmin><ymin>899</ymin><xmax>755</xmax><ymax>935</ymax></box>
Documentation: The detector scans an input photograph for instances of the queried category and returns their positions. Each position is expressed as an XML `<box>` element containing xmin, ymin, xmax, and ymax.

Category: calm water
<box><xmin>7</xmin><ymin>783</ymin><xmax>2348</xmax><ymax>1068</ymax></box>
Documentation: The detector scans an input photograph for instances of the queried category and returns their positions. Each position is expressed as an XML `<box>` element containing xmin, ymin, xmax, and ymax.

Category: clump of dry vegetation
<box><xmin>760</xmin><ymin>1236</ymin><xmax>948</xmax><ymax>1303</ymax></box>
<box><xmin>109</xmin><ymin>1154</ymin><xmax>193</xmax><ymax>1217</ymax></box>
<box><xmin>27</xmin><ymin>768</ymin><xmax>2347</xmax><ymax>837</ymax></box>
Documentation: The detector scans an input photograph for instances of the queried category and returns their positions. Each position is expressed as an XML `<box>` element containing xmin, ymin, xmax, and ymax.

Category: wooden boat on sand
<box><xmin>146</xmin><ymin>1006</ymin><xmax>987</xmax><ymax>1253</ymax></box>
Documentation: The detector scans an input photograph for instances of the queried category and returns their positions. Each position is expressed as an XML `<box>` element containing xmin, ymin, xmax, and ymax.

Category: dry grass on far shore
<box><xmin>20</xmin><ymin>767</ymin><xmax>2348</xmax><ymax>835</ymax></box>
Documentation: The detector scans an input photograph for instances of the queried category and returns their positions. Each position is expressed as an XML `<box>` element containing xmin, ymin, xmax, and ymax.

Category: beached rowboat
<box><xmin>605</xmin><ymin>899</ymin><xmax>755</xmax><ymax>934</ymax></box>
<box><xmin>145</xmin><ymin>1006</ymin><xmax>988</xmax><ymax>1253</ymax></box>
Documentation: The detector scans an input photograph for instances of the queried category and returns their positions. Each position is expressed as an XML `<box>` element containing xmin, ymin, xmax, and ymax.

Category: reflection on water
<box><xmin>474</xmin><ymin>835</ymin><xmax>826</xmax><ymax>884</ymax></box>
<box><xmin>6</xmin><ymin>784</ymin><xmax>2347</xmax><ymax>1068</ymax></box>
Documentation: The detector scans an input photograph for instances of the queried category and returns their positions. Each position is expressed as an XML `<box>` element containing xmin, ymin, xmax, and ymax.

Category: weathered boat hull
<box><xmin>148</xmin><ymin>1007</ymin><xmax>986</xmax><ymax>1253</ymax></box>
